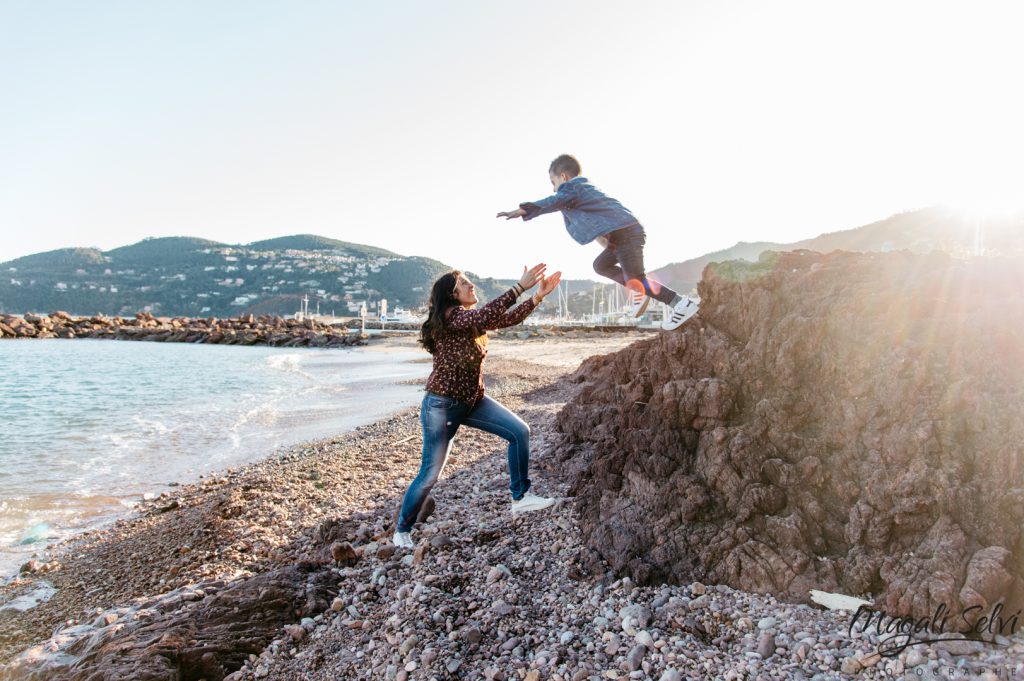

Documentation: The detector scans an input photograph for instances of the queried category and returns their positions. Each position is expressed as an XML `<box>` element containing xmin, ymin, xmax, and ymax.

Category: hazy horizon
<box><xmin>2</xmin><ymin>1</ymin><xmax>1022</xmax><ymax>279</ymax></box>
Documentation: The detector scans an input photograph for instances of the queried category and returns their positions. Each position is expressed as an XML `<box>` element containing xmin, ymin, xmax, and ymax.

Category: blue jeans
<box><xmin>593</xmin><ymin>224</ymin><xmax>679</xmax><ymax>305</ymax></box>
<box><xmin>397</xmin><ymin>392</ymin><xmax>532</xmax><ymax>532</ymax></box>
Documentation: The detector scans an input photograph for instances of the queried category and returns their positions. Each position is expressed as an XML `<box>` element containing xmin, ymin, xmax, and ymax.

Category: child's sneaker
<box><xmin>628</xmin><ymin>289</ymin><xmax>651</xmax><ymax>317</ymax></box>
<box><xmin>662</xmin><ymin>297</ymin><xmax>699</xmax><ymax>330</ymax></box>
<box><xmin>510</xmin><ymin>492</ymin><xmax>555</xmax><ymax>514</ymax></box>
<box><xmin>392</xmin><ymin>531</ymin><xmax>414</xmax><ymax>548</ymax></box>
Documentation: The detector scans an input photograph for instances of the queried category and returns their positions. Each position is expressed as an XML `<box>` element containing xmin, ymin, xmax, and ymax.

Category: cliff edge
<box><xmin>554</xmin><ymin>249</ymin><xmax>1024</xmax><ymax>620</ymax></box>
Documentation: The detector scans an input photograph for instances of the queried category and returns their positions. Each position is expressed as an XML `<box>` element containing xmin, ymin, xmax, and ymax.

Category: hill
<box><xmin>104</xmin><ymin>237</ymin><xmax>228</xmax><ymax>266</ymax></box>
<box><xmin>0</xmin><ymin>235</ymin><xmax>416</xmax><ymax>318</ymax></box>
<box><xmin>245</xmin><ymin>235</ymin><xmax>398</xmax><ymax>258</ymax></box>
<box><xmin>652</xmin><ymin>206</ymin><xmax>1024</xmax><ymax>294</ymax></box>
<box><xmin>5</xmin><ymin>247</ymin><xmax>108</xmax><ymax>271</ymax></box>
<box><xmin>0</xmin><ymin>235</ymin><xmax>598</xmax><ymax>318</ymax></box>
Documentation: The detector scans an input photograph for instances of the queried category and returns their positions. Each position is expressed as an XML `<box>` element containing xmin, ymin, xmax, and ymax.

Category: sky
<box><xmin>1</xmin><ymin>0</ymin><xmax>1022</xmax><ymax>280</ymax></box>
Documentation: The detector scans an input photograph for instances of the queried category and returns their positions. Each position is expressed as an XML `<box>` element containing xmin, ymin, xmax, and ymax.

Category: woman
<box><xmin>393</xmin><ymin>263</ymin><xmax>562</xmax><ymax>548</ymax></box>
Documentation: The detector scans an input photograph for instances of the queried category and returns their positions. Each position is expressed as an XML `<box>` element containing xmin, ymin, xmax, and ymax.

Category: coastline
<box><xmin>3</xmin><ymin>333</ymin><xmax>1020</xmax><ymax>679</ymax></box>
<box><xmin>0</xmin><ymin>337</ymin><xmax>433</xmax><ymax>578</ymax></box>
<box><xmin>0</xmin><ymin>334</ymin><xmax>637</xmax><ymax>664</ymax></box>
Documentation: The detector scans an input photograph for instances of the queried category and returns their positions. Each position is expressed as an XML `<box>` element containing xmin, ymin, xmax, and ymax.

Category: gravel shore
<box><xmin>0</xmin><ymin>336</ymin><xmax>630</xmax><ymax>661</ymax></box>
<box><xmin>2</xmin><ymin>334</ymin><xmax>1022</xmax><ymax>680</ymax></box>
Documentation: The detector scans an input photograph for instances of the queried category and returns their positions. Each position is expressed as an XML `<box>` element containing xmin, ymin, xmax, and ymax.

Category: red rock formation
<box><xmin>554</xmin><ymin>250</ymin><xmax>1024</xmax><ymax>620</ymax></box>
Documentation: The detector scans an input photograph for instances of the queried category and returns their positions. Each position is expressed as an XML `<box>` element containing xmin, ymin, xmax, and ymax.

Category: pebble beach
<box><xmin>2</xmin><ymin>334</ymin><xmax>1023</xmax><ymax>680</ymax></box>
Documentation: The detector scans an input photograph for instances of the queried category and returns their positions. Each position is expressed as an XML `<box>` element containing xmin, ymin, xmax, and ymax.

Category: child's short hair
<box><xmin>549</xmin><ymin>154</ymin><xmax>581</xmax><ymax>178</ymax></box>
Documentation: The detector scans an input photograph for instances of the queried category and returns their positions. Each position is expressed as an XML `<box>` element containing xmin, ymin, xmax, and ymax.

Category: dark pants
<box><xmin>592</xmin><ymin>224</ymin><xmax>678</xmax><ymax>305</ymax></box>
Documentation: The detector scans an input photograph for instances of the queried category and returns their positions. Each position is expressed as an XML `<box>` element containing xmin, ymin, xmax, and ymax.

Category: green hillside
<box><xmin>105</xmin><ymin>237</ymin><xmax>227</xmax><ymax>266</ymax></box>
<box><xmin>366</xmin><ymin>256</ymin><xmax>451</xmax><ymax>307</ymax></box>
<box><xmin>246</xmin><ymin>235</ymin><xmax>397</xmax><ymax>258</ymax></box>
<box><xmin>1</xmin><ymin>234</ymin><xmax>594</xmax><ymax>318</ymax></box>
<box><xmin>5</xmin><ymin>247</ymin><xmax>108</xmax><ymax>271</ymax></box>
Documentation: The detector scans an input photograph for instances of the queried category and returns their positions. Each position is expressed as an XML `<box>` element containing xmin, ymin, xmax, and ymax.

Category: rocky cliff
<box><xmin>554</xmin><ymin>249</ymin><xmax>1024</xmax><ymax>621</ymax></box>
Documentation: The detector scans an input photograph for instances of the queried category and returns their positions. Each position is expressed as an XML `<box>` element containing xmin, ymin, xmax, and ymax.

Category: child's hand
<box><xmin>496</xmin><ymin>208</ymin><xmax>526</xmax><ymax>220</ymax></box>
<box><xmin>518</xmin><ymin>264</ymin><xmax>547</xmax><ymax>290</ymax></box>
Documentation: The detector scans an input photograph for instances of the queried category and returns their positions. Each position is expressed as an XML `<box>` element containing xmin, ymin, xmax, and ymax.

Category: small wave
<box><xmin>130</xmin><ymin>415</ymin><xmax>170</xmax><ymax>435</ymax></box>
<box><xmin>263</xmin><ymin>353</ymin><xmax>315</xmax><ymax>380</ymax></box>
<box><xmin>15</xmin><ymin>523</ymin><xmax>51</xmax><ymax>546</ymax></box>
<box><xmin>229</xmin><ymin>403</ymin><xmax>280</xmax><ymax>433</ymax></box>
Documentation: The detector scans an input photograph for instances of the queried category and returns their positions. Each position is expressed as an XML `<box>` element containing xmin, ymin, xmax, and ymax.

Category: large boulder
<box><xmin>554</xmin><ymin>250</ymin><xmax>1024</xmax><ymax>620</ymax></box>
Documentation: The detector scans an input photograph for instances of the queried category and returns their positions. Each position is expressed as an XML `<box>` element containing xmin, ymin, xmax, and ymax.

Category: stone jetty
<box><xmin>0</xmin><ymin>311</ymin><xmax>367</xmax><ymax>347</ymax></box>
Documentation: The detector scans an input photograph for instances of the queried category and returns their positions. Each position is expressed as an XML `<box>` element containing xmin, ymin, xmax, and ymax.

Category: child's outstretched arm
<box><xmin>496</xmin><ymin>184</ymin><xmax>576</xmax><ymax>221</ymax></box>
<box><xmin>496</xmin><ymin>208</ymin><xmax>527</xmax><ymax>219</ymax></box>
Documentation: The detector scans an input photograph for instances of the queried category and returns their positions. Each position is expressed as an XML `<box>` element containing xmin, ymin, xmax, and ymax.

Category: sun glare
<box><xmin>942</xmin><ymin>191</ymin><xmax>1024</xmax><ymax>221</ymax></box>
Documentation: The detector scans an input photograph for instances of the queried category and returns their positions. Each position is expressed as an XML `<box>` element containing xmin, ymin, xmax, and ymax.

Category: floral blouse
<box><xmin>424</xmin><ymin>287</ymin><xmax>536</xmax><ymax>406</ymax></box>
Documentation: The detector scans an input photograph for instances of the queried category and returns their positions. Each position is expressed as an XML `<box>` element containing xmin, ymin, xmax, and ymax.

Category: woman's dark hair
<box><xmin>420</xmin><ymin>270</ymin><xmax>463</xmax><ymax>354</ymax></box>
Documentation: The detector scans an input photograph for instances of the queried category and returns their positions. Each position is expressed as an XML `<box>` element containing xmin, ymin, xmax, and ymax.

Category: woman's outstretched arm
<box><xmin>446</xmin><ymin>264</ymin><xmax>547</xmax><ymax>332</ymax></box>
<box><xmin>446</xmin><ymin>288</ymin><xmax>521</xmax><ymax>331</ymax></box>
<box><xmin>486</xmin><ymin>271</ymin><xmax>562</xmax><ymax>330</ymax></box>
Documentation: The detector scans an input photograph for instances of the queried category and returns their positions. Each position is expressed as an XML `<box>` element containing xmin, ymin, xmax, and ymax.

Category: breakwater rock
<box><xmin>553</xmin><ymin>249</ymin><xmax>1024</xmax><ymax>621</ymax></box>
<box><xmin>0</xmin><ymin>312</ymin><xmax>366</xmax><ymax>347</ymax></box>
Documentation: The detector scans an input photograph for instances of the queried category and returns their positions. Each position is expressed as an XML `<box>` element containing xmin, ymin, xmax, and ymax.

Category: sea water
<box><xmin>0</xmin><ymin>338</ymin><xmax>430</xmax><ymax>576</ymax></box>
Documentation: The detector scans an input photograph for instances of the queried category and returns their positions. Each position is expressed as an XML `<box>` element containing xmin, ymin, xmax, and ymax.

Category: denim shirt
<box><xmin>519</xmin><ymin>176</ymin><xmax>639</xmax><ymax>245</ymax></box>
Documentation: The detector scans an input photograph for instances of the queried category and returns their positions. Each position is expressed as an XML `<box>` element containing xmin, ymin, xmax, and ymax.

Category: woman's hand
<box><xmin>518</xmin><ymin>263</ymin><xmax>546</xmax><ymax>290</ymax></box>
<box><xmin>531</xmin><ymin>271</ymin><xmax>562</xmax><ymax>305</ymax></box>
<box><xmin>497</xmin><ymin>208</ymin><xmax>527</xmax><ymax>220</ymax></box>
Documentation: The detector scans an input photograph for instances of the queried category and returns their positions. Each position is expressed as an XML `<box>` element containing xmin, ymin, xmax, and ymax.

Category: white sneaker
<box><xmin>392</xmin><ymin>531</ymin><xmax>414</xmax><ymax>548</ymax></box>
<box><xmin>510</xmin><ymin>491</ymin><xmax>556</xmax><ymax>514</ymax></box>
<box><xmin>628</xmin><ymin>289</ymin><xmax>651</xmax><ymax>317</ymax></box>
<box><xmin>661</xmin><ymin>297</ymin><xmax>699</xmax><ymax>331</ymax></box>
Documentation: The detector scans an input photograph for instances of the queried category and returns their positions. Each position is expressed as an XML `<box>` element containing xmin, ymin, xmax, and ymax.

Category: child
<box><xmin>497</xmin><ymin>154</ymin><xmax>698</xmax><ymax>330</ymax></box>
